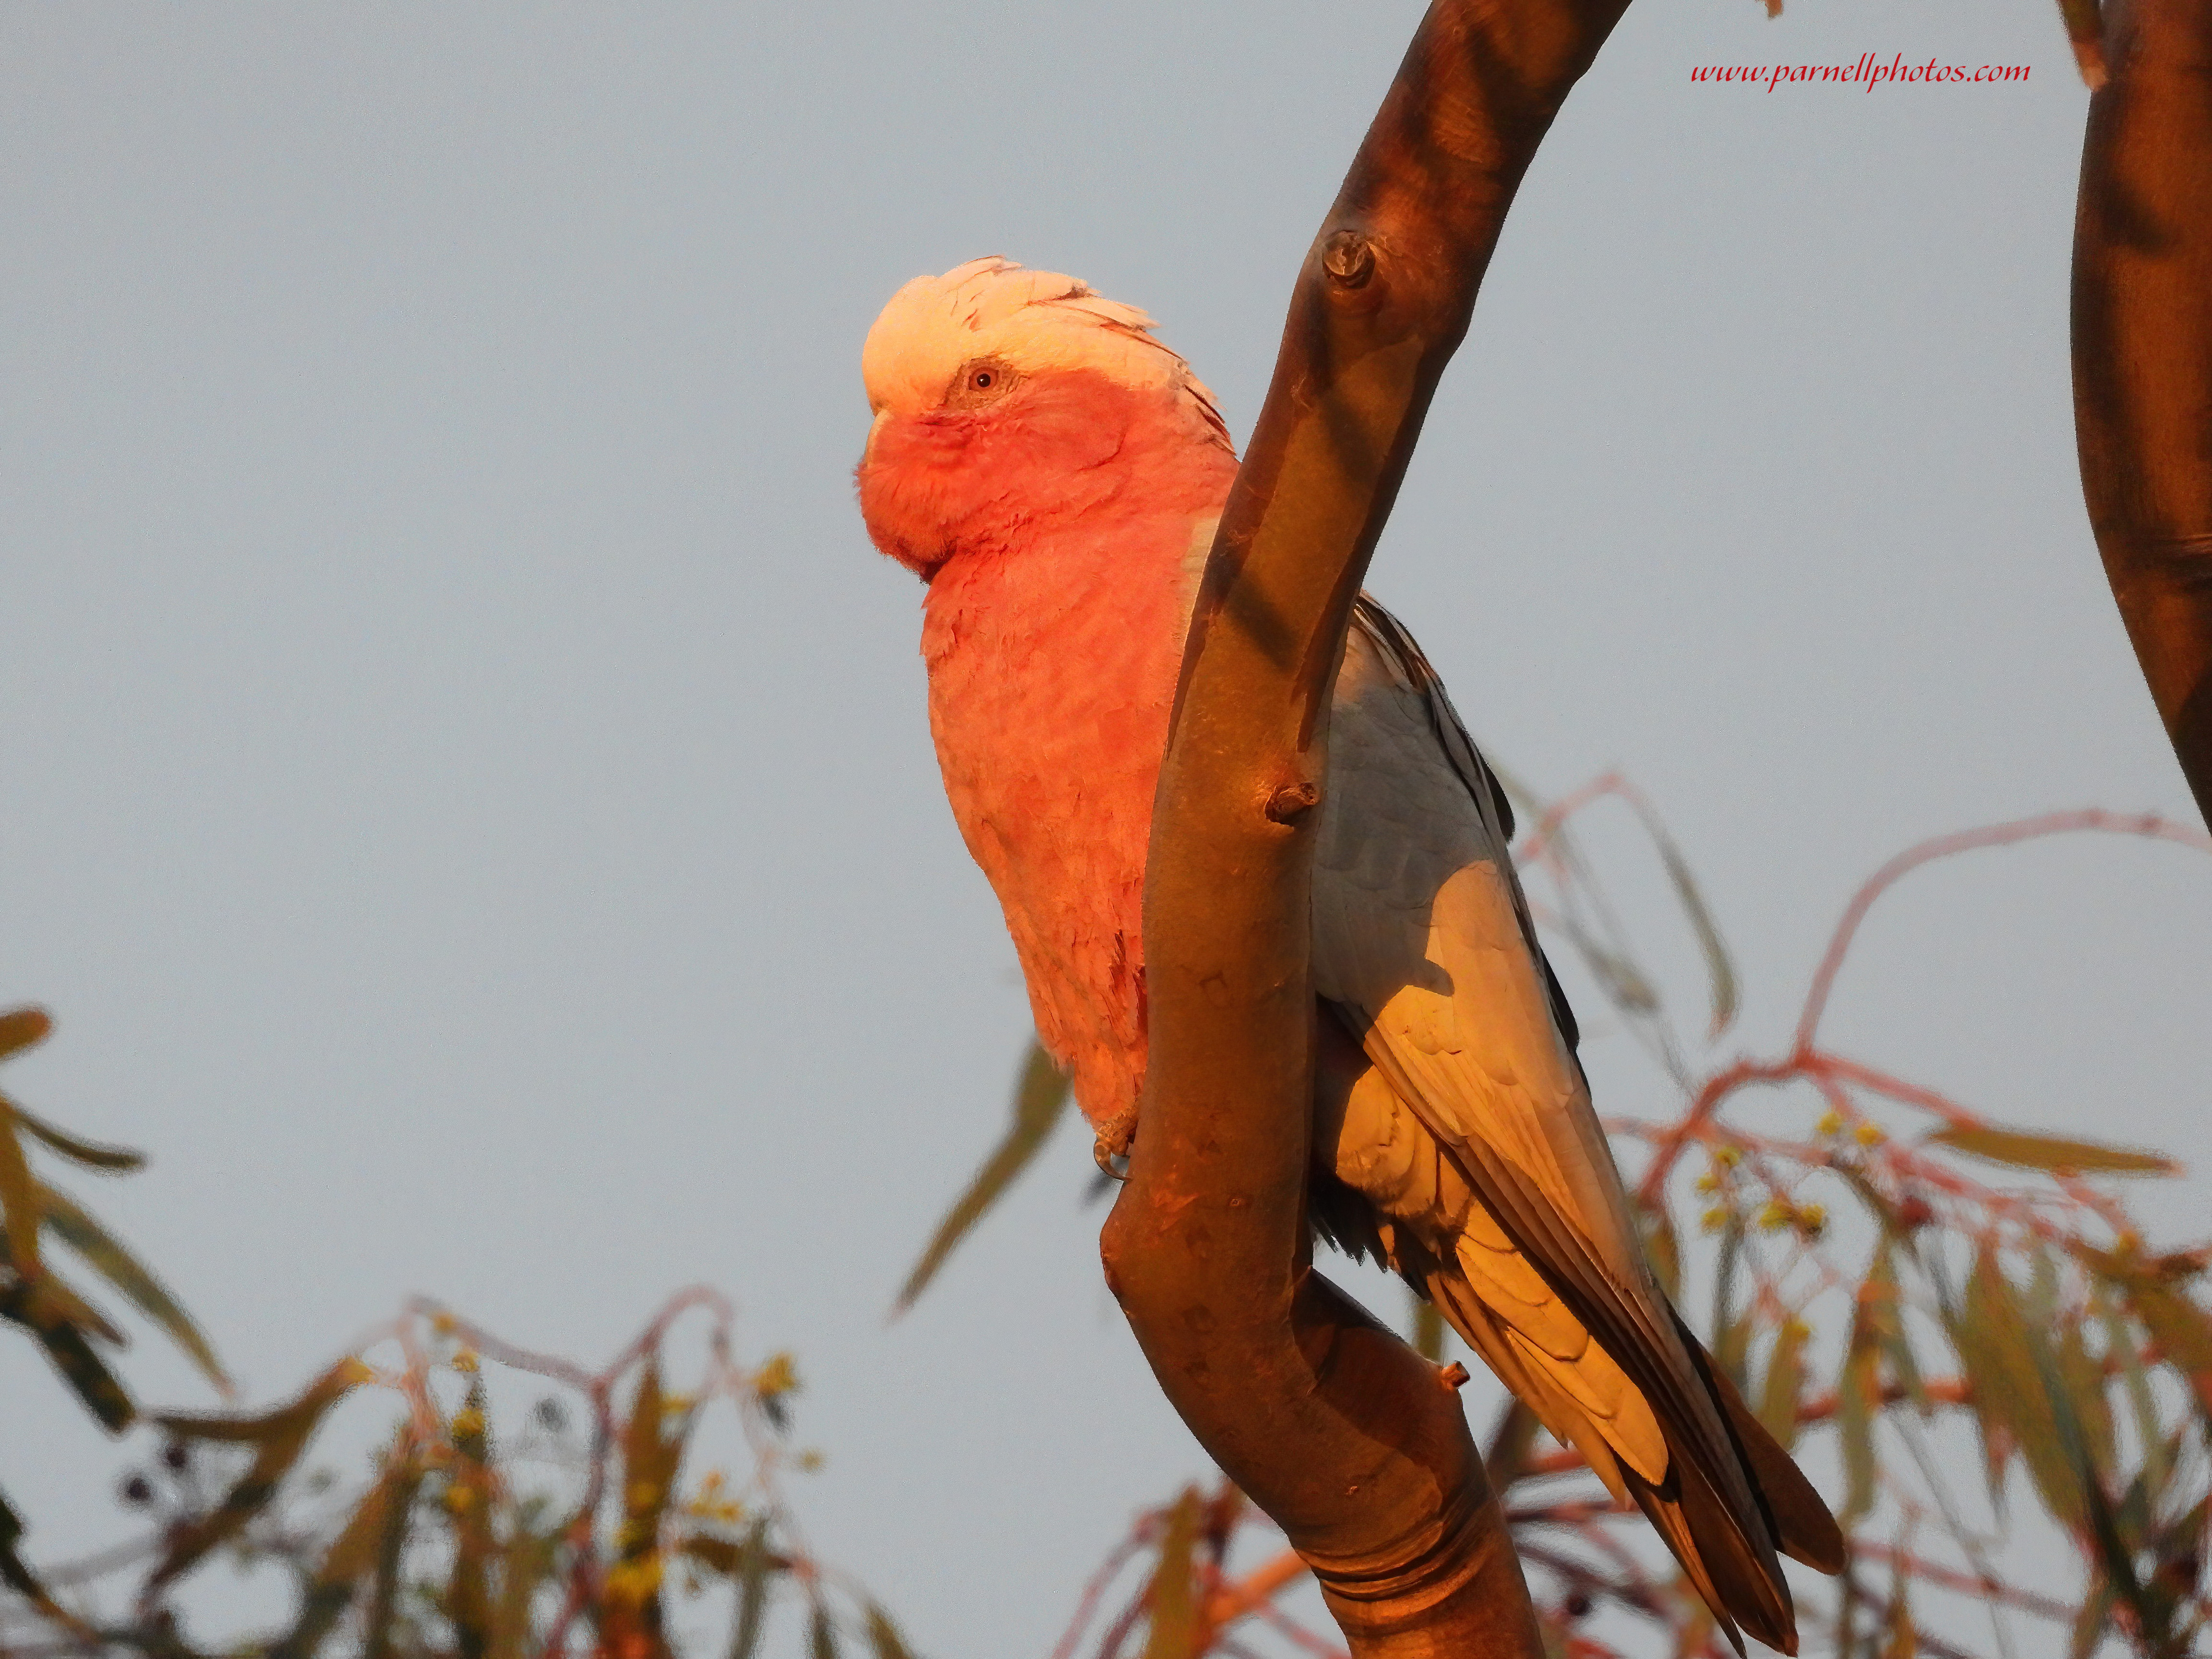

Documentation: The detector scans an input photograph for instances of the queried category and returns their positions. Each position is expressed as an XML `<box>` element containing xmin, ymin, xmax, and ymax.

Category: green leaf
<box><xmin>621</xmin><ymin>1358</ymin><xmax>683</xmax><ymax>1546</ymax></box>
<box><xmin>38</xmin><ymin>1182</ymin><xmax>224</xmax><ymax>1389</ymax></box>
<box><xmin>2076</xmin><ymin>1439</ymin><xmax>2164</xmax><ymax>1651</ymax></box>
<box><xmin>2057</xmin><ymin>1314</ymin><xmax>2116</xmax><ymax>1481</ymax></box>
<box><xmin>865</xmin><ymin>1603</ymin><xmax>915</xmax><ymax>1659</ymax></box>
<box><xmin>729</xmin><ymin>1517</ymin><xmax>775</xmax><ymax>1659</ymax></box>
<box><xmin>1861</xmin><ymin>1249</ymin><xmax>1926</xmax><ymax>1412</ymax></box>
<box><xmin>0</xmin><ymin>1098</ymin><xmax>43</xmax><ymax>1278</ymax></box>
<box><xmin>2077</xmin><ymin>1242</ymin><xmax>2212</xmax><ymax>1422</ymax></box>
<box><xmin>1944</xmin><ymin>1252</ymin><xmax>2013</xmax><ymax>1507</ymax></box>
<box><xmin>0</xmin><ymin>1481</ymin><xmax>88</xmax><ymax>1637</ymax></box>
<box><xmin>270</xmin><ymin>1442</ymin><xmax>421</xmax><ymax>1659</ymax></box>
<box><xmin>1409</xmin><ymin>1291</ymin><xmax>1446</xmax><ymax>1362</ymax></box>
<box><xmin>1759</xmin><ymin>1318</ymin><xmax>1809</xmax><ymax>1451</ymax></box>
<box><xmin>0</xmin><ymin>1009</ymin><xmax>53</xmax><ymax>1062</ymax></box>
<box><xmin>493</xmin><ymin>1522</ymin><xmax>557</xmax><ymax>1659</ymax></box>
<box><xmin>1880</xmin><ymin>1580</ymin><xmax>1914</xmax><ymax>1659</ymax></box>
<box><xmin>0</xmin><ymin>1484</ymin><xmax>28</xmax><ymax>1593</ymax></box>
<box><xmin>893</xmin><ymin>1038</ymin><xmax>1070</xmax><ymax>1313</ymax></box>
<box><xmin>1964</xmin><ymin>1248</ymin><xmax>2083</xmax><ymax>1527</ymax></box>
<box><xmin>18</xmin><ymin>1263</ymin><xmax>124</xmax><ymax>1346</ymax></box>
<box><xmin>6</xmin><ymin>1101</ymin><xmax>143</xmax><ymax>1173</ymax></box>
<box><xmin>2067</xmin><ymin>1576</ymin><xmax>2115</xmax><ymax>1659</ymax></box>
<box><xmin>1836</xmin><ymin>1345</ymin><xmax>1878</xmax><ymax>1523</ymax></box>
<box><xmin>2100</xmin><ymin>1286</ymin><xmax>2169</xmax><ymax>1497</ymax></box>
<box><xmin>1566</xmin><ymin>930</ymin><xmax>1660</xmax><ymax>1015</ymax></box>
<box><xmin>361</xmin><ymin>1445</ymin><xmax>421</xmax><ymax>1659</ymax></box>
<box><xmin>0</xmin><ymin>1483</ymin><xmax>42</xmax><ymax>1603</ymax></box>
<box><xmin>2135</xmin><ymin>1279</ymin><xmax>2212</xmax><ymax>1418</ymax></box>
<box><xmin>1925</xmin><ymin>1125</ymin><xmax>2176</xmax><ymax>1177</ymax></box>
<box><xmin>149</xmin><ymin>1357</ymin><xmax>371</xmax><ymax>1588</ymax></box>
<box><xmin>1711</xmin><ymin>1212</ymin><xmax>1744</xmax><ymax>1351</ymax></box>
<box><xmin>1144</xmin><ymin>1487</ymin><xmax>1203</xmax><ymax>1659</ymax></box>
<box><xmin>1636</xmin><ymin>803</ymin><xmax>1739</xmax><ymax>1039</ymax></box>
<box><xmin>0</xmin><ymin>1271</ymin><xmax>135</xmax><ymax>1431</ymax></box>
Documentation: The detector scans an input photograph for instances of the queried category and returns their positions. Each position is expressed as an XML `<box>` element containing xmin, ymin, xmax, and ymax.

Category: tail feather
<box><xmin>1418</xmin><ymin>1256</ymin><xmax>1837</xmax><ymax>1653</ymax></box>
<box><xmin>1687</xmin><ymin>1322</ymin><xmax>1848</xmax><ymax>1574</ymax></box>
<box><xmin>1669</xmin><ymin>1442</ymin><xmax>1797</xmax><ymax>1654</ymax></box>
<box><xmin>1620</xmin><ymin>1467</ymin><xmax>1748</xmax><ymax>1658</ymax></box>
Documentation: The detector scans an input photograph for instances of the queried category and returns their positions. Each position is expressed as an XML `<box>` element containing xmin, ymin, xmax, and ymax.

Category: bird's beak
<box><xmin>862</xmin><ymin>408</ymin><xmax>891</xmax><ymax>469</ymax></box>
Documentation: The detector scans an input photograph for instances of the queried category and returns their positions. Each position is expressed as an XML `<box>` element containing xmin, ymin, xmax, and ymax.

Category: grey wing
<box><xmin>1311</xmin><ymin>596</ymin><xmax>1809</xmax><ymax>1653</ymax></box>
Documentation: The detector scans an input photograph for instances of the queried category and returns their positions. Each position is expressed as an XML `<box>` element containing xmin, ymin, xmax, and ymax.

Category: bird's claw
<box><xmin>1092</xmin><ymin>1135</ymin><xmax>1130</xmax><ymax>1181</ymax></box>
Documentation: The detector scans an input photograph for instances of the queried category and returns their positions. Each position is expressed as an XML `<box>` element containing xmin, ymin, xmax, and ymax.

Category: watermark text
<box><xmin>1692</xmin><ymin>54</ymin><xmax>2031</xmax><ymax>91</ymax></box>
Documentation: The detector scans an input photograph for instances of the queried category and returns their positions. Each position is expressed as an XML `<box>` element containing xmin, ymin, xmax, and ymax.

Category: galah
<box><xmin>856</xmin><ymin>258</ymin><xmax>1842</xmax><ymax>1653</ymax></box>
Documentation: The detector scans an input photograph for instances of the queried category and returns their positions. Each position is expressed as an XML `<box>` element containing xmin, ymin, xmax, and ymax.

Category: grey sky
<box><xmin>4</xmin><ymin>2</ymin><xmax>2207</xmax><ymax>1653</ymax></box>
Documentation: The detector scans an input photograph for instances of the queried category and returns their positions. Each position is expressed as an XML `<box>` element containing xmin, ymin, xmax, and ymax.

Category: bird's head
<box><xmin>855</xmin><ymin>257</ymin><xmax>1230</xmax><ymax>577</ymax></box>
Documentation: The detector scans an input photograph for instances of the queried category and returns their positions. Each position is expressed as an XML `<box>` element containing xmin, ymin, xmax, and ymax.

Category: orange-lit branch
<box><xmin>1106</xmin><ymin>0</ymin><xmax>1632</xmax><ymax>1655</ymax></box>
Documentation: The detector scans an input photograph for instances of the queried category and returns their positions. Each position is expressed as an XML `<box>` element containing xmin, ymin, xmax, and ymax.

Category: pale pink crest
<box><xmin>860</xmin><ymin>257</ymin><xmax>1228</xmax><ymax>444</ymax></box>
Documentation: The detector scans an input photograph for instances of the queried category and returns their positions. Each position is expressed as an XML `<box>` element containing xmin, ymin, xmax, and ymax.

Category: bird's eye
<box><xmin>948</xmin><ymin>358</ymin><xmax>1016</xmax><ymax>408</ymax></box>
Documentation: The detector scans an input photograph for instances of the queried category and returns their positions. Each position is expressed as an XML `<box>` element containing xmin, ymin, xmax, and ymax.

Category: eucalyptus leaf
<box><xmin>0</xmin><ymin>1271</ymin><xmax>134</xmax><ymax>1431</ymax></box>
<box><xmin>1144</xmin><ymin>1487</ymin><xmax>1203</xmax><ymax>1659</ymax></box>
<box><xmin>9</xmin><ymin>1100</ymin><xmax>143</xmax><ymax>1173</ymax></box>
<box><xmin>865</xmin><ymin>1602</ymin><xmax>915</xmax><ymax>1659</ymax></box>
<box><xmin>0</xmin><ymin>1009</ymin><xmax>52</xmax><ymax>1062</ymax></box>
<box><xmin>1632</xmin><ymin>799</ymin><xmax>1739</xmax><ymax>1038</ymax></box>
<box><xmin>894</xmin><ymin>1039</ymin><xmax>1070</xmax><ymax>1313</ymax></box>
<box><xmin>729</xmin><ymin>1518</ymin><xmax>775</xmax><ymax>1659</ymax></box>
<box><xmin>1927</xmin><ymin>1125</ymin><xmax>2175</xmax><ymax>1177</ymax></box>
<box><xmin>1836</xmin><ymin>1348</ymin><xmax>1878</xmax><ymax>1523</ymax></box>
<box><xmin>39</xmin><ymin>1181</ymin><xmax>224</xmax><ymax>1388</ymax></box>
<box><xmin>0</xmin><ymin>1099</ymin><xmax>42</xmax><ymax>1277</ymax></box>
<box><xmin>269</xmin><ymin>1445</ymin><xmax>421</xmax><ymax>1659</ymax></box>
<box><xmin>149</xmin><ymin>1358</ymin><xmax>371</xmax><ymax>1588</ymax></box>
<box><xmin>1759</xmin><ymin>1319</ymin><xmax>1809</xmax><ymax>1451</ymax></box>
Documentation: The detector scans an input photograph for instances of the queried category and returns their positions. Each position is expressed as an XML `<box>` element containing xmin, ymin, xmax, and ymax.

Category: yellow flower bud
<box><xmin>754</xmin><ymin>1354</ymin><xmax>798</xmax><ymax>1398</ymax></box>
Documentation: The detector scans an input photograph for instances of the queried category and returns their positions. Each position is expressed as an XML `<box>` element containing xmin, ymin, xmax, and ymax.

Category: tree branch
<box><xmin>2074</xmin><ymin>0</ymin><xmax>2212</xmax><ymax>828</ymax></box>
<box><xmin>1101</xmin><ymin>0</ymin><xmax>1632</xmax><ymax>1651</ymax></box>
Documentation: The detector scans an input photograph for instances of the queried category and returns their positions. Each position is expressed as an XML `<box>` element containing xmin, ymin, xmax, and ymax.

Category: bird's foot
<box><xmin>1092</xmin><ymin>1114</ymin><xmax>1134</xmax><ymax>1180</ymax></box>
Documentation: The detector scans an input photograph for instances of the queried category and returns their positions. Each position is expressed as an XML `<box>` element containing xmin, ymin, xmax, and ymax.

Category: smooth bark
<box><xmin>1100</xmin><ymin>0</ymin><xmax>1632</xmax><ymax>1650</ymax></box>
<box><xmin>2074</xmin><ymin>0</ymin><xmax>2212</xmax><ymax>828</ymax></box>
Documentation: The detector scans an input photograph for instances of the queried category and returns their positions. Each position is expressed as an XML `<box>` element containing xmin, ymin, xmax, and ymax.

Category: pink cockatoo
<box><xmin>856</xmin><ymin>258</ymin><xmax>1841</xmax><ymax>1653</ymax></box>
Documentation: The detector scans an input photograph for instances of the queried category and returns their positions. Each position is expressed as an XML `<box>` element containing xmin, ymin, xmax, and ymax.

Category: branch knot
<box><xmin>1321</xmin><ymin>229</ymin><xmax>1376</xmax><ymax>289</ymax></box>
<box><xmin>1264</xmin><ymin>781</ymin><xmax>1322</xmax><ymax>824</ymax></box>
